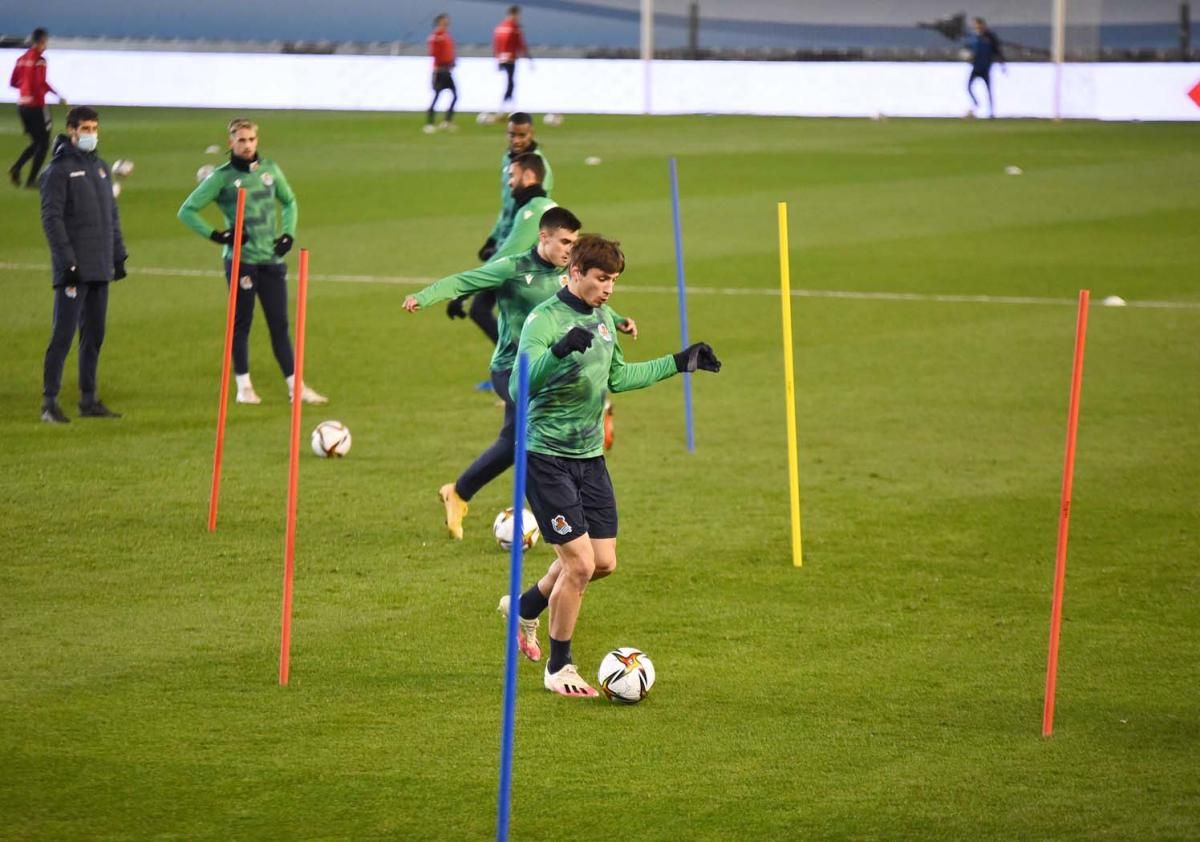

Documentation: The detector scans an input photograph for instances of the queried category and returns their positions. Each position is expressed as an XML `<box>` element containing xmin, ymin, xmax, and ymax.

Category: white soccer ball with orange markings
<box><xmin>311</xmin><ymin>420</ymin><xmax>352</xmax><ymax>458</ymax></box>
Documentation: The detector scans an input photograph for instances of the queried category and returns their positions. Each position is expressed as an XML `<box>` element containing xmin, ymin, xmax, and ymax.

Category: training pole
<box><xmin>207</xmin><ymin>188</ymin><xmax>247</xmax><ymax>532</ymax></box>
<box><xmin>777</xmin><ymin>203</ymin><xmax>803</xmax><ymax>567</ymax></box>
<box><xmin>279</xmin><ymin>249</ymin><xmax>310</xmax><ymax>687</ymax></box>
<box><xmin>668</xmin><ymin>158</ymin><xmax>696</xmax><ymax>452</ymax></box>
<box><xmin>497</xmin><ymin>352</ymin><xmax>529</xmax><ymax>841</ymax></box>
<box><xmin>1042</xmin><ymin>288</ymin><xmax>1090</xmax><ymax>736</ymax></box>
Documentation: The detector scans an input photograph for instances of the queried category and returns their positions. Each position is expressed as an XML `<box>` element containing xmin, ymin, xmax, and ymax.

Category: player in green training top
<box><xmin>404</xmin><ymin>207</ymin><xmax>584</xmax><ymax>540</ymax></box>
<box><xmin>177</xmin><ymin>118</ymin><xmax>327</xmax><ymax>406</ymax></box>
<box><xmin>500</xmin><ymin>235</ymin><xmax>721</xmax><ymax>697</ymax></box>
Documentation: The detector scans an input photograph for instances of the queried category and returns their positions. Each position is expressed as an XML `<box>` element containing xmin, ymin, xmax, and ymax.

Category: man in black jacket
<box><xmin>39</xmin><ymin>105</ymin><xmax>128</xmax><ymax>423</ymax></box>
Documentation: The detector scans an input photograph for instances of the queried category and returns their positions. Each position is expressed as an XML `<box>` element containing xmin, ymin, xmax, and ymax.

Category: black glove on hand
<box><xmin>673</xmin><ymin>342</ymin><xmax>722</xmax><ymax>373</ymax></box>
<box><xmin>273</xmin><ymin>234</ymin><xmax>294</xmax><ymax>257</ymax></box>
<box><xmin>478</xmin><ymin>238</ymin><xmax>498</xmax><ymax>262</ymax></box>
<box><xmin>113</xmin><ymin>260</ymin><xmax>127</xmax><ymax>280</ymax></box>
<box><xmin>64</xmin><ymin>264</ymin><xmax>81</xmax><ymax>285</ymax></box>
<box><xmin>551</xmin><ymin>326</ymin><xmax>595</xmax><ymax>359</ymax></box>
<box><xmin>446</xmin><ymin>295</ymin><xmax>469</xmax><ymax>319</ymax></box>
<box><xmin>210</xmin><ymin>229</ymin><xmax>234</xmax><ymax>245</ymax></box>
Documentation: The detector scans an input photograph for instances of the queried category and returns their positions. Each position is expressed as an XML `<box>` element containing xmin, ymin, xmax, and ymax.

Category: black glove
<box><xmin>551</xmin><ymin>326</ymin><xmax>594</xmax><ymax>359</ymax></box>
<box><xmin>273</xmin><ymin>234</ymin><xmax>294</xmax><ymax>257</ymax></box>
<box><xmin>210</xmin><ymin>229</ymin><xmax>234</xmax><ymax>245</ymax></box>
<box><xmin>673</xmin><ymin>342</ymin><xmax>722</xmax><ymax>373</ymax></box>
<box><xmin>64</xmin><ymin>264</ymin><xmax>81</xmax><ymax>285</ymax></box>
<box><xmin>446</xmin><ymin>295</ymin><xmax>469</xmax><ymax>319</ymax></box>
<box><xmin>113</xmin><ymin>259</ymin><xmax>127</xmax><ymax>280</ymax></box>
<box><xmin>478</xmin><ymin>237</ymin><xmax>498</xmax><ymax>262</ymax></box>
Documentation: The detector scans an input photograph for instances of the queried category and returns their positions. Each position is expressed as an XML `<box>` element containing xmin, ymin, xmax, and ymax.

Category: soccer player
<box><xmin>9</xmin><ymin>28</ymin><xmax>65</xmax><ymax>189</ymax></box>
<box><xmin>965</xmin><ymin>17</ymin><xmax>1006</xmax><ymax>119</ymax></box>
<box><xmin>38</xmin><ymin>106</ymin><xmax>128</xmax><ymax>423</ymax></box>
<box><xmin>492</xmin><ymin>5</ymin><xmax>530</xmax><ymax>110</ymax></box>
<box><xmin>424</xmin><ymin>14</ymin><xmax>457</xmax><ymax>134</ymax></box>
<box><xmin>177</xmin><ymin>118</ymin><xmax>327</xmax><ymax>406</ymax></box>
<box><xmin>502</xmin><ymin>235</ymin><xmax>721</xmax><ymax>697</ymax></box>
<box><xmin>403</xmin><ymin>207</ymin><xmax>584</xmax><ymax>538</ymax></box>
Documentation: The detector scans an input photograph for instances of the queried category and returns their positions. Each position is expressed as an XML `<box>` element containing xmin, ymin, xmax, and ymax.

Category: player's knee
<box><xmin>593</xmin><ymin>553</ymin><xmax>616</xmax><ymax>578</ymax></box>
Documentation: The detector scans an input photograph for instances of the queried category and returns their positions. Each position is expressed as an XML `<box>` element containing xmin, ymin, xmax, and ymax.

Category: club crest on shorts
<box><xmin>597</xmin><ymin>322</ymin><xmax>613</xmax><ymax>342</ymax></box>
<box><xmin>551</xmin><ymin>515</ymin><xmax>572</xmax><ymax>535</ymax></box>
<box><xmin>65</xmin><ymin>286</ymin><xmax>77</xmax><ymax>299</ymax></box>
<box><xmin>239</xmin><ymin>275</ymin><xmax>253</xmax><ymax>290</ymax></box>
<box><xmin>98</xmin><ymin>168</ymin><xmax>107</xmax><ymax>179</ymax></box>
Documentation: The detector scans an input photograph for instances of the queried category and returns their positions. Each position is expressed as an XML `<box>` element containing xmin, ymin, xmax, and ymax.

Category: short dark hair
<box><xmin>434</xmin><ymin>14</ymin><xmax>447</xmax><ymax>26</ymax></box>
<box><xmin>539</xmin><ymin>206</ymin><xmax>581</xmax><ymax>233</ymax></box>
<box><xmin>508</xmin><ymin>5</ymin><xmax>521</xmax><ymax>15</ymax></box>
<box><xmin>570</xmin><ymin>235</ymin><xmax>625</xmax><ymax>277</ymax></box>
<box><xmin>511</xmin><ymin>152</ymin><xmax>545</xmax><ymax>182</ymax></box>
<box><xmin>974</xmin><ymin>17</ymin><xmax>986</xmax><ymax>26</ymax></box>
<box><xmin>66</xmin><ymin>106</ymin><xmax>99</xmax><ymax>128</ymax></box>
<box><xmin>508</xmin><ymin>111</ymin><xmax>533</xmax><ymax>126</ymax></box>
<box><xmin>32</xmin><ymin>28</ymin><xmax>48</xmax><ymax>43</ymax></box>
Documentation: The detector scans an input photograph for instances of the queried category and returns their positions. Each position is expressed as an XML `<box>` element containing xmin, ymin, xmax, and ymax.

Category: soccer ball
<box><xmin>597</xmin><ymin>647</ymin><xmax>656</xmax><ymax>704</ymax></box>
<box><xmin>112</xmin><ymin>159</ymin><xmax>134</xmax><ymax>177</ymax></box>
<box><xmin>492</xmin><ymin>506</ymin><xmax>539</xmax><ymax>550</ymax></box>
<box><xmin>196</xmin><ymin>164</ymin><xmax>216</xmax><ymax>183</ymax></box>
<box><xmin>542</xmin><ymin>113</ymin><xmax>564</xmax><ymax>126</ymax></box>
<box><xmin>476</xmin><ymin>111</ymin><xmax>498</xmax><ymax>125</ymax></box>
<box><xmin>311</xmin><ymin>420</ymin><xmax>352</xmax><ymax>458</ymax></box>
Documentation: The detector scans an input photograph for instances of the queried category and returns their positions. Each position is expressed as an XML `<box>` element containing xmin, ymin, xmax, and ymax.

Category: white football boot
<box><xmin>497</xmin><ymin>594</ymin><xmax>542</xmax><ymax>662</ymax></box>
<box><xmin>543</xmin><ymin>663</ymin><xmax>598</xmax><ymax>698</ymax></box>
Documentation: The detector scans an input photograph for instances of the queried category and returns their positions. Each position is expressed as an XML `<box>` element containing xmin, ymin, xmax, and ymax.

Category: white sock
<box><xmin>236</xmin><ymin>373</ymin><xmax>252</xmax><ymax>391</ymax></box>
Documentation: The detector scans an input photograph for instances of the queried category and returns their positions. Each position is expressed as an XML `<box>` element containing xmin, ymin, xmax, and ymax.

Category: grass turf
<box><xmin>1</xmin><ymin>109</ymin><xmax>1198</xmax><ymax>839</ymax></box>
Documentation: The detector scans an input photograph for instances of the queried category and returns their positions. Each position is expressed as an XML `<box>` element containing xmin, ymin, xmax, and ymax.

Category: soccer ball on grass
<box><xmin>597</xmin><ymin>647</ymin><xmax>656</xmax><ymax>704</ymax></box>
<box><xmin>492</xmin><ymin>507</ymin><xmax>539</xmax><ymax>550</ymax></box>
<box><xmin>311</xmin><ymin>420</ymin><xmax>352</xmax><ymax>458</ymax></box>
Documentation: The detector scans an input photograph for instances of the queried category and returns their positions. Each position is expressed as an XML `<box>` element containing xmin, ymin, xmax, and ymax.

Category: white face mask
<box><xmin>75</xmin><ymin>133</ymin><xmax>98</xmax><ymax>152</ymax></box>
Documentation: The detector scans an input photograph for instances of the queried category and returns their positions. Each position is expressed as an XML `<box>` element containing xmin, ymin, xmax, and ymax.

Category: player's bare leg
<box><xmin>543</xmin><ymin>533</ymin><xmax>599</xmax><ymax>697</ymax></box>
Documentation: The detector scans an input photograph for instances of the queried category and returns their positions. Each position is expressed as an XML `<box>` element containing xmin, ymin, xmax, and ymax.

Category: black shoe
<box><xmin>79</xmin><ymin>400</ymin><xmax>121</xmax><ymax>418</ymax></box>
<box><xmin>41</xmin><ymin>403</ymin><xmax>70</xmax><ymax>424</ymax></box>
<box><xmin>8</xmin><ymin>167</ymin><xmax>20</xmax><ymax>187</ymax></box>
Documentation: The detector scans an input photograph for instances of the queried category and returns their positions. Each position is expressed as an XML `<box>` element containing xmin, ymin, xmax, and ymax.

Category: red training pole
<box><xmin>279</xmin><ymin>248</ymin><xmax>309</xmax><ymax>686</ymax></box>
<box><xmin>1042</xmin><ymin>288</ymin><xmax>1090</xmax><ymax>737</ymax></box>
<box><xmin>208</xmin><ymin>188</ymin><xmax>247</xmax><ymax>532</ymax></box>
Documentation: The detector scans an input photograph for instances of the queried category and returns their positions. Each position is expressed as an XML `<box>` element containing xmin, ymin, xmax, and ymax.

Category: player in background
<box><xmin>501</xmin><ymin>235</ymin><xmax>721</xmax><ymax>696</ymax></box>
<box><xmin>492</xmin><ymin>5</ymin><xmax>530</xmax><ymax>111</ymax></box>
<box><xmin>403</xmin><ymin>207</ymin><xmax>583</xmax><ymax>538</ymax></box>
<box><xmin>965</xmin><ymin>17</ymin><xmax>1006</xmax><ymax>119</ymax></box>
<box><xmin>177</xmin><ymin>118</ymin><xmax>327</xmax><ymax>406</ymax></box>
<box><xmin>38</xmin><ymin>106</ymin><xmax>127</xmax><ymax>423</ymax></box>
<box><xmin>450</xmin><ymin>112</ymin><xmax>555</xmax><ymax>354</ymax></box>
<box><xmin>9</xmin><ymin>28</ymin><xmax>66</xmax><ymax>189</ymax></box>
<box><xmin>424</xmin><ymin>14</ymin><xmax>458</xmax><ymax>134</ymax></box>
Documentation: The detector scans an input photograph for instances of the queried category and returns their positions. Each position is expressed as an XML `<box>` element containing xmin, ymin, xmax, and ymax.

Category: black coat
<box><xmin>39</xmin><ymin>135</ymin><xmax>128</xmax><ymax>286</ymax></box>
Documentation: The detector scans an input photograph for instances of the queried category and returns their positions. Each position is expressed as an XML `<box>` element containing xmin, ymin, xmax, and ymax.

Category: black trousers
<box><xmin>500</xmin><ymin>61</ymin><xmax>516</xmax><ymax>102</ymax></box>
<box><xmin>224</xmin><ymin>260</ymin><xmax>295</xmax><ymax>378</ymax></box>
<box><xmin>454</xmin><ymin>368</ymin><xmax>515</xmax><ymax>501</ymax></box>
<box><xmin>43</xmin><ymin>281</ymin><xmax>109</xmax><ymax>407</ymax></box>
<box><xmin>427</xmin><ymin>69</ymin><xmax>457</xmax><ymax>122</ymax></box>
<box><xmin>968</xmin><ymin>67</ymin><xmax>994</xmax><ymax>113</ymax></box>
<box><xmin>469</xmin><ymin>289</ymin><xmax>499</xmax><ymax>344</ymax></box>
<box><xmin>12</xmin><ymin>106</ymin><xmax>51</xmax><ymax>185</ymax></box>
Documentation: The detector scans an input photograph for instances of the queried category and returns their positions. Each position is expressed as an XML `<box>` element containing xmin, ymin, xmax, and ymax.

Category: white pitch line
<box><xmin>2</xmin><ymin>261</ymin><xmax>1198</xmax><ymax>310</ymax></box>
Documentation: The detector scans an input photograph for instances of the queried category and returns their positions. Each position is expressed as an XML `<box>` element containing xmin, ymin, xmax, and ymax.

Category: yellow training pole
<box><xmin>777</xmin><ymin>202</ymin><xmax>803</xmax><ymax>567</ymax></box>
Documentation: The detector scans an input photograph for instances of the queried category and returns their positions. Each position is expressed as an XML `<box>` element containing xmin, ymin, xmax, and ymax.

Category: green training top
<box><xmin>177</xmin><ymin>157</ymin><xmax>297</xmax><ymax>265</ymax></box>
<box><xmin>514</xmin><ymin>289</ymin><xmax>677</xmax><ymax>459</ymax></box>
<box><xmin>488</xmin><ymin>147</ymin><xmax>553</xmax><ymax>244</ymax></box>
<box><xmin>494</xmin><ymin>195</ymin><xmax>557</xmax><ymax>259</ymax></box>
<box><xmin>412</xmin><ymin>248</ymin><xmax>569</xmax><ymax>373</ymax></box>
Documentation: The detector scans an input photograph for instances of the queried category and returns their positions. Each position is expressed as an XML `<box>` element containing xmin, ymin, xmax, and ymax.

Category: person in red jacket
<box><xmin>424</xmin><ymin>14</ymin><xmax>458</xmax><ymax>133</ymax></box>
<box><xmin>9</xmin><ymin>28</ymin><xmax>65</xmax><ymax>189</ymax></box>
<box><xmin>492</xmin><ymin>5</ymin><xmax>530</xmax><ymax>109</ymax></box>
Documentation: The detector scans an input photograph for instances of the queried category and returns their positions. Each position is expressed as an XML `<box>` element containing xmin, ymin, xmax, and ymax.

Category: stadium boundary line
<box><xmin>2</xmin><ymin>262</ymin><xmax>1198</xmax><ymax>310</ymax></box>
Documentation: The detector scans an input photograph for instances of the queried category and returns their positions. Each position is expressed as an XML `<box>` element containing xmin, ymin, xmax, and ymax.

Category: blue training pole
<box><xmin>669</xmin><ymin>157</ymin><xmax>696</xmax><ymax>452</ymax></box>
<box><xmin>497</xmin><ymin>352</ymin><xmax>529</xmax><ymax>842</ymax></box>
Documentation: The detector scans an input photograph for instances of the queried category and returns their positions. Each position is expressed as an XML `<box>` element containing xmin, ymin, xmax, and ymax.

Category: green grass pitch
<box><xmin>1</xmin><ymin>109</ymin><xmax>1198</xmax><ymax>839</ymax></box>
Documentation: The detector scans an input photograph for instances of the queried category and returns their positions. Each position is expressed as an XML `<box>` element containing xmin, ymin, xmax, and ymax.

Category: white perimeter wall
<box><xmin>2</xmin><ymin>50</ymin><xmax>1197</xmax><ymax>121</ymax></box>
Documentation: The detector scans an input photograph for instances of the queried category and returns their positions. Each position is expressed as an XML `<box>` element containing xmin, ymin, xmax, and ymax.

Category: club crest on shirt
<box><xmin>260</xmin><ymin>172</ymin><xmax>274</xmax><ymax>187</ymax></box>
<box><xmin>524</xmin><ymin>273</ymin><xmax>533</xmax><ymax>284</ymax></box>
<box><xmin>239</xmin><ymin>275</ymin><xmax>253</xmax><ymax>290</ymax></box>
<box><xmin>558</xmin><ymin>274</ymin><xmax>568</xmax><ymax>286</ymax></box>
<box><xmin>234</xmin><ymin>179</ymin><xmax>242</xmax><ymax>188</ymax></box>
<box><xmin>597</xmin><ymin>322</ymin><xmax>613</xmax><ymax>342</ymax></box>
<box><xmin>523</xmin><ymin>209</ymin><xmax>534</xmax><ymax>220</ymax></box>
<box><xmin>551</xmin><ymin>515</ymin><xmax>572</xmax><ymax>535</ymax></box>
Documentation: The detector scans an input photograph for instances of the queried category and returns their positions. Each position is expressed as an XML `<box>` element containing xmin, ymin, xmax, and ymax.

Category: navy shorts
<box><xmin>525</xmin><ymin>453</ymin><xmax>617</xmax><ymax>545</ymax></box>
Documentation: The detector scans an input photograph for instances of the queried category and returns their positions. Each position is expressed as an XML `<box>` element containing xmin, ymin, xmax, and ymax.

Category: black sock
<box><xmin>518</xmin><ymin>583</ymin><xmax>549</xmax><ymax>620</ymax></box>
<box><xmin>548</xmin><ymin>637</ymin><xmax>572</xmax><ymax>674</ymax></box>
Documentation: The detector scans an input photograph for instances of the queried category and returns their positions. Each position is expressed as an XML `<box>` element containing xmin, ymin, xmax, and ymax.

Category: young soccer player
<box><xmin>424</xmin><ymin>14</ymin><xmax>457</xmax><ymax>133</ymax></box>
<box><xmin>501</xmin><ymin>235</ymin><xmax>721</xmax><ymax>697</ymax></box>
